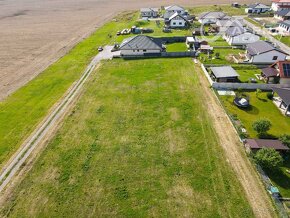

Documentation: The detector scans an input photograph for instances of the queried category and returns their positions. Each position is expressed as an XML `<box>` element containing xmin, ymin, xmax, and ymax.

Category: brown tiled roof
<box><xmin>245</xmin><ymin>139</ymin><xmax>289</xmax><ymax>151</ymax></box>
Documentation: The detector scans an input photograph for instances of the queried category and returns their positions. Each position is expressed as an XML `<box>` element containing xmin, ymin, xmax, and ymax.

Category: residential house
<box><xmin>278</xmin><ymin>20</ymin><xmax>290</xmax><ymax>34</ymax></box>
<box><xmin>261</xmin><ymin>61</ymin><xmax>290</xmax><ymax>84</ymax></box>
<box><xmin>274</xmin><ymin>9</ymin><xmax>290</xmax><ymax>20</ymax></box>
<box><xmin>245</xmin><ymin>41</ymin><xmax>288</xmax><ymax>64</ymax></box>
<box><xmin>164</xmin><ymin>5</ymin><xmax>187</xmax><ymax>20</ymax></box>
<box><xmin>272</xmin><ymin>0</ymin><xmax>290</xmax><ymax>12</ymax></box>
<box><xmin>216</xmin><ymin>18</ymin><xmax>244</xmax><ymax>32</ymax></box>
<box><xmin>223</xmin><ymin>26</ymin><xmax>260</xmax><ymax>46</ymax></box>
<box><xmin>244</xmin><ymin>139</ymin><xmax>289</xmax><ymax>153</ymax></box>
<box><xmin>198</xmin><ymin>11</ymin><xmax>229</xmax><ymax>24</ymax></box>
<box><xmin>167</xmin><ymin>12</ymin><xmax>189</xmax><ymax>28</ymax></box>
<box><xmin>210</xmin><ymin>66</ymin><xmax>240</xmax><ymax>82</ymax></box>
<box><xmin>272</xmin><ymin>87</ymin><xmax>290</xmax><ymax>115</ymax></box>
<box><xmin>119</xmin><ymin>35</ymin><xmax>164</xmax><ymax>56</ymax></box>
<box><xmin>140</xmin><ymin>8</ymin><xmax>159</xmax><ymax>18</ymax></box>
<box><xmin>245</xmin><ymin>3</ymin><xmax>271</xmax><ymax>13</ymax></box>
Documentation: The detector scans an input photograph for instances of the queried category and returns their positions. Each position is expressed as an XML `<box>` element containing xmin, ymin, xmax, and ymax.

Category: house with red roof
<box><xmin>272</xmin><ymin>0</ymin><xmax>290</xmax><ymax>11</ymax></box>
<box><xmin>261</xmin><ymin>61</ymin><xmax>290</xmax><ymax>84</ymax></box>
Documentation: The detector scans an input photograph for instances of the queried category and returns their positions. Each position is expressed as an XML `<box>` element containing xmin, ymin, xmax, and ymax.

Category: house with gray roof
<box><xmin>167</xmin><ymin>12</ymin><xmax>189</xmax><ymax>28</ymax></box>
<box><xmin>198</xmin><ymin>11</ymin><xmax>229</xmax><ymax>24</ymax></box>
<box><xmin>223</xmin><ymin>26</ymin><xmax>260</xmax><ymax>46</ymax></box>
<box><xmin>140</xmin><ymin>8</ymin><xmax>159</xmax><ymax>18</ymax></box>
<box><xmin>274</xmin><ymin>9</ymin><xmax>290</xmax><ymax>20</ymax></box>
<box><xmin>164</xmin><ymin>5</ymin><xmax>187</xmax><ymax>20</ymax></box>
<box><xmin>272</xmin><ymin>87</ymin><xmax>290</xmax><ymax>115</ymax></box>
<box><xmin>245</xmin><ymin>41</ymin><xmax>288</xmax><ymax>64</ymax></box>
<box><xmin>210</xmin><ymin>66</ymin><xmax>240</xmax><ymax>82</ymax></box>
<box><xmin>278</xmin><ymin>20</ymin><xmax>290</xmax><ymax>34</ymax></box>
<box><xmin>119</xmin><ymin>35</ymin><xmax>164</xmax><ymax>56</ymax></box>
<box><xmin>245</xmin><ymin>3</ymin><xmax>271</xmax><ymax>14</ymax></box>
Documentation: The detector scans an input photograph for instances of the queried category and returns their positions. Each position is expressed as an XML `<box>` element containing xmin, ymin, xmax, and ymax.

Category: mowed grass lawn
<box><xmin>220</xmin><ymin>92</ymin><xmax>290</xmax><ymax>138</ymax></box>
<box><xmin>0</xmin><ymin>12</ymin><xmax>136</xmax><ymax>168</ymax></box>
<box><xmin>1</xmin><ymin>59</ymin><xmax>253</xmax><ymax>217</ymax></box>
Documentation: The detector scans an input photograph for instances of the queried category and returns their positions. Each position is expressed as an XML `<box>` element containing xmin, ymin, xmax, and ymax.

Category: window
<box><xmin>143</xmin><ymin>50</ymin><xmax>147</xmax><ymax>52</ymax></box>
<box><xmin>179</xmin><ymin>22</ymin><xmax>182</xmax><ymax>25</ymax></box>
<box><xmin>137</xmin><ymin>49</ymin><xmax>139</xmax><ymax>52</ymax></box>
<box><xmin>273</xmin><ymin>56</ymin><xmax>278</xmax><ymax>60</ymax></box>
<box><xmin>133</xmin><ymin>50</ymin><xmax>135</xmax><ymax>52</ymax></box>
<box><xmin>173</xmin><ymin>22</ymin><xmax>176</xmax><ymax>25</ymax></box>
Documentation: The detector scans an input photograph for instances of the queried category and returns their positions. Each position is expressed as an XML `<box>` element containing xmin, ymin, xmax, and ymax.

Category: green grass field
<box><xmin>166</xmin><ymin>43</ymin><xmax>188</xmax><ymax>52</ymax></box>
<box><xmin>220</xmin><ymin>92</ymin><xmax>290</xmax><ymax>138</ymax></box>
<box><xmin>189</xmin><ymin>5</ymin><xmax>246</xmax><ymax>16</ymax></box>
<box><xmin>0</xmin><ymin>59</ymin><xmax>253</xmax><ymax>217</ymax></box>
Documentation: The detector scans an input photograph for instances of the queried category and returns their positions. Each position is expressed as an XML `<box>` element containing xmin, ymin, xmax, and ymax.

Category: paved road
<box><xmin>243</xmin><ymin>18</ymin><xmax>290</xmax><ymax>55</ymax></box>
<box><xmin>0</xmin><ymin>46</ymin><xmax>117</xmax><ymax>193</ymax></box>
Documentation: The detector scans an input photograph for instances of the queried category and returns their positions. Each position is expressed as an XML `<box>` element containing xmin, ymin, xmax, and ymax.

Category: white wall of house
<box><xmin>250</xmin><ymin>50</ymin><xmax>287</xmax><ymax>64</ymax></box>
<box><xmin>245</xmin><ymin>7</ymin><xmax>270</xmax><ymax>13</ymax></box>
<box><xmin>279</xmin><ymin>23</ymin><xmax>290</xmax><ymax>32</ymax></box>
<box><xmin>227</xmin><ymin>33</ymin><xmax>260</xmax><ymax>45</ymax></box>
<box><xmin>170</xmin><ymin>17</ymin><xmax>186</xmax><ymax>27</ymax></box>
<box><xmin>121</xmin><ymin>49</ymin><xmax>161</xmax><ymax>56</ymax></box>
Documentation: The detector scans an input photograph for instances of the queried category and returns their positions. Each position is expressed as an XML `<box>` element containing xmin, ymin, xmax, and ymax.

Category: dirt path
<box><xmin>196</xmin><ymin>65</ymin><xmax>277</xmax><ymax>218</ymax></box>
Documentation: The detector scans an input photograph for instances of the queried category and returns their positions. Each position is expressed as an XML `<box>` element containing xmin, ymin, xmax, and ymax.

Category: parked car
<box><xmin>98</xmin><ymin>46</ymin><xmax>103</xmax><ymax>52</ymax></box>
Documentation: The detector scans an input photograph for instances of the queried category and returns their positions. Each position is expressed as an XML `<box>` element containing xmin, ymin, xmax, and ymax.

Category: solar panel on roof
<box><xmin>283</xmin><ymin>63</ymin><xmax>290</xmax><ymax>77</ymax></box>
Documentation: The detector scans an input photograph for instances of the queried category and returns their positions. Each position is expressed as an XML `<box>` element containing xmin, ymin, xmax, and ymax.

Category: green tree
<box><xmin>255</xmin><ymin>148</ymin><xmax>283</xmax><ymax>170</ymax></box>
<box><xmin>279</xmin><ymin>134</ymin><xmax>290</xmax><ymax>148</ymax></box>
<box><xmin>252</xmin><ymin>119</ymin><xmax>272</xmax><ymax>137</ymax></box>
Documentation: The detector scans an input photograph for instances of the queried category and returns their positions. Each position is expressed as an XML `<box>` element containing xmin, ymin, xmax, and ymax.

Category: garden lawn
<box><xmin>200</xmin><ymin>48</ymin><xmax>245</xmax><ymax>65</ymax></box>
<box><xmin>0</xmin><ymin>12</ymin><xmax>137</xmax><ymax>168</ymax></box>
<box><xmin>220</xmin><ymin>92</ymin><xmax>290</xmax><ymax>138</ymax></box>
<box><xmin>166</xmin><ymin>43</ymin><xmax>188</xmax><ymax>52</ymax></box>
<box><xmin>233</xmin><ymin>66</ymin><xmax>263</xmax><ymax>83</ymax></box>
<box><xmin>0</xmin><ymin>59</ymin><xmax>253</xmax><ymax>217</ymax></box>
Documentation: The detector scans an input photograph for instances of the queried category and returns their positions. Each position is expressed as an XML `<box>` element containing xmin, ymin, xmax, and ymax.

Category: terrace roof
<box><xmin>245</xmin><ymin>139</ymin><xmax>289</xmax><ymax>151</ymax></box>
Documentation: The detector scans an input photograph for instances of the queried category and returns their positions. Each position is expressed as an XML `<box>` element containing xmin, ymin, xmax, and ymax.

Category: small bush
<box><xmin>267</xmin><ymin>92</ymin><xmax>273</xmax><ymax>100</ymax></box>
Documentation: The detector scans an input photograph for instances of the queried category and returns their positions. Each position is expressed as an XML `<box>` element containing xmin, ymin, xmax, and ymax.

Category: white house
<box><xmin>272</xmin><ymin>0</ymin><xmax>290</xmax><ymax>12</ymax></box>
<box><xmin>245</xmin><ymin>3</ymin><xmax>271</xmax><ymax>13</ymax></box>
<box><xmin>140</xmin><ymin>8</ymin><xmax>159</xmax><ymax>18</ymax></box>
<box><xmin>198</xmin><ymin>11</ymin><xmax>229</xmax><ymax>24</ymax></box>
<box><xmin>245</xmin><ymin>41</ymin><xmax>288</xmax><ymax>64</ymax></box>
<box><xmin>167</xmin><ymin>12</ymin><xmax>189</xmax><ymax>28</ymax></box>
<box><xmin>278</xmin><ymin>20</ymin><xmax>290</xmax><ymax>35</ymax></box>
<box><xmin>223</xmin><ymin>26</ymin><xmax>260</xmax><ymax>46</ymax></box>
<box><xmin>119</xmin><ymin>35</ymin><xmax>164</xmax><ymax>56</ymax></box>
<box><xmin>164</xmin><ymin>5</ymin><xmax>186</xmax><ymax>20</ymax></box>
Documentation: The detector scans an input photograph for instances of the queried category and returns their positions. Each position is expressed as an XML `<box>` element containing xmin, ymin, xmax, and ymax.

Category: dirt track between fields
<box><xmin>196</xmin><ymin>65</ymin><xmax>277</xmax><ymax>218</ymax></box>
<box><xmin>0</xmin><ymin>0</ymin><xmax>267</xmax><ymax>101</ymax></box>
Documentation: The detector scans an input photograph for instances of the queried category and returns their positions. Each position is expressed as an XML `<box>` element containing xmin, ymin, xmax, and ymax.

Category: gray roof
<box><xmin>169</xmin><ymin>12</ymin><xmax>188</xmax><ymax>21</ymax></box>
<box><xmin>210</xmin><ymin>66</ymin><xmax>240</xmax><ymax>78</ymax></box>
<box><xmin>276</xmin><ymin>9</ymin><xmax>290</xmax><ymax>17</ymax></box>
<box><xmin>140</xmin><ymin>8</ymin><xmax>159</xmax><ymax>12</ymax></box>
<box><xmin>199</xmin><ymin>11</ymin><xmax>227</xmax><ymax>19</ymax></box>
<box><xmin>226</xmin><ymin>26</ymin><xmax>247</xmax><ymax>36</ymax></box>
<box><xmin>248</xmin><ymin>3</ymin><xmax>270</xmax><ymax>9</ymax></box>
<box><xmin>120</xmin><ymin>35</ymin><xmax>162</xmax><ymax>50</ymax></box>
<box><xmin>280</xmin><ymin>20</ymin><xmax>290</xmax><ymax>27</ymax></box>
<box><xmin>272</xmin><ymin>87</ymin><xmax>290</xmax><ymax>105</ymax></box>
<box><xmin>246</xmin><ymin>41</ymin><xmax>283</xmax><ymax>56</ymax></box>
<box><xmin>216</xmin><ymin>19</ymin><xmax>244</xmax><ymax>27</ymax></box>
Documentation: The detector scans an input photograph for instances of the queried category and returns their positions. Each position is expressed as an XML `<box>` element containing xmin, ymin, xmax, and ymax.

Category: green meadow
<box><xmin>1</xmin><ymin>59</ymin><xmax>253</xmax><ymax>217</ymax></box>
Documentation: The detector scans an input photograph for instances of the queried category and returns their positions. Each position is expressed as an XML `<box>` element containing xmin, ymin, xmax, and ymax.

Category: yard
<box><xmin>0</xmin><ymin>59</ymin><xmax>253</xmax><ymax>217</ymax></box>
<box><xmin>233</xmin><ymin>65</ymin><xmax>263</xmax><ymax>83</ymax></box>
<box><xmin>200</xmin><ymin>48</ymin><xmax>245</xmax><ymax>65</ymax></box>
<box><xmin>166</xmin><ymin>43</ymin><xmax>188</xmax><ymax>52</ymax></box>
<box><xmin>220</xmin><ymin>92</ymin><xmax>290</xmax><ymax>138</ymax></box>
